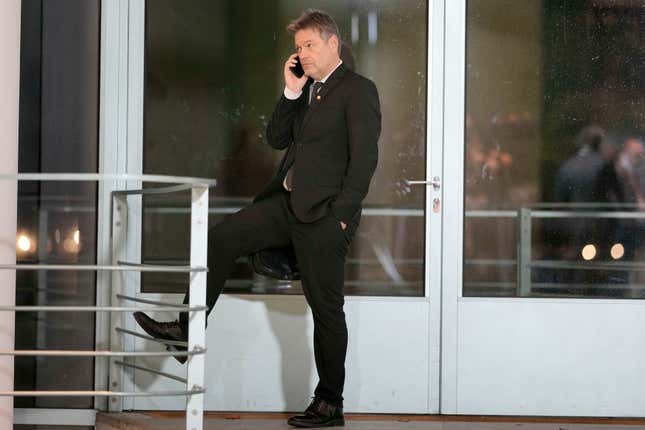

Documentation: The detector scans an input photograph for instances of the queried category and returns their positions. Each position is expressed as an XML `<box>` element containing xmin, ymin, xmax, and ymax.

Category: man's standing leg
<box><xmin>287</xmin><ymin>212</ymin><xmax>354</xmax><ymax>427</ymax></box>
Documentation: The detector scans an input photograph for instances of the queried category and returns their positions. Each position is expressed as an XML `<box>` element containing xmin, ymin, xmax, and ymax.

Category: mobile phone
<box><xmin>290</xmin><ymin>56</ymin><xmax>305</xmax><ymax>78</ymax></box>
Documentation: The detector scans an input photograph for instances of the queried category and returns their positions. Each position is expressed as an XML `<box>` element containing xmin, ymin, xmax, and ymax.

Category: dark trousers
<box><xmin>181</xmin><ymin>190</ymin><xmax>357</xmax><ymax>405</ymax></box>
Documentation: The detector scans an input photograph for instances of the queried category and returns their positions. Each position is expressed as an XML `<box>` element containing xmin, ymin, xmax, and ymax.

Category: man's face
<box><xmin>625</xmin><ymin>138</ymin><xmax>645</xmax><ymax>162</ymax></box>
<box><xmin>294</xmin><ymin>27</ymin><xmax>339</xmax><ymax>81</ymax></box>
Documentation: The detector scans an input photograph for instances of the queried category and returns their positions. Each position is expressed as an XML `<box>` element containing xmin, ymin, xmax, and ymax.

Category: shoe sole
<box><xmin>165</xmin><ymin>344</ymin><xmax>187</xmax><ymax>365</ymax></box>
<box><xmin>287</xmin><ymin>418</ymin><xmax>345</xmax><ymax>428</ymax></box>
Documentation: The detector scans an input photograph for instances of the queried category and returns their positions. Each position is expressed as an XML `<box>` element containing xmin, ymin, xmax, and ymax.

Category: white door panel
<box><xmin>132</xmin><ymin>295</ymin><xmax>430</xmax><ymax>413</ymax></box>
<box><xmin>457</xmin><ymin>299</ymin><xmax>645</xmax><ymax>416</ymax></box>
<box><xmin>443</xmin><ymin>0</ymin><xmax>645</xmax><ymax>417</ymax></box>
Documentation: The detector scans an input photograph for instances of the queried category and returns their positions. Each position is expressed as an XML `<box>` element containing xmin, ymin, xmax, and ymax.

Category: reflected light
<box><xmin>64</xmin><ymin>229</ymin><xmax>81</xmax><ymax>253</ymax></box>
<box><xmin>63</xmin><ymin>237</ymin><xmax>79</xmax><ymax>254</ymax></box>
<box><xmin>611</xmin><ymin>243</ymin><xmax>625</xmax><ymax>260</ymax></box>
<box><xmin>17</xmin><ymin>234</ymin><xmax>32</xmax><ymax>252</ymax></box>
<box><xmin>351</xmin><ymin>14</ymin><xmax>359</xmax><ymax>44</ymax></box>
<box><xmin>368</xmin><ymin>11</ymin><xmax>378</xmax><ymax>44</ymax></box>
<box><xmin>581</xmin><ymin>244</ymin><xmax>596</xmax><ymax>261</ymax></box>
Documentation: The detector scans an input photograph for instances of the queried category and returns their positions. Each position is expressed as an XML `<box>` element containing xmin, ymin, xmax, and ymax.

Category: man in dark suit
<box><xmin>134</xmin><ymin>9</ymin><xmax>380</xmax><ymax>428</ymax></box>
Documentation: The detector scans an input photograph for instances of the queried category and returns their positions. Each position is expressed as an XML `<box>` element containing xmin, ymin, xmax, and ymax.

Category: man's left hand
<box><xmin>340</xmin><ymin>222</ymin><xmax>347</xmax><ymax>230</ymax></box>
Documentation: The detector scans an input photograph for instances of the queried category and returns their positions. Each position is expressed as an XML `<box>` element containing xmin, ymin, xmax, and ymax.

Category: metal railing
<box><xmin>0</xmin><ymin>173</ymin><xmax>215</xmax><ymax>430</ymax></box>
<box><xmin>515</xmin><ymin>204</ymin><xmax>645</xmax><ymax>296</ymax></box>
<box><xmin>465</xmin><ymin>204</ymin><xmax>645</xmax><ymax>295</ymax></box>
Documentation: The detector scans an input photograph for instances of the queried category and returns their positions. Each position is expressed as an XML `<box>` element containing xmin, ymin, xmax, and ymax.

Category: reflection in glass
<box><xmin>142</xmin><ymin>0</ymin><xmax>427</xmax><ymax>296</ymax></box>
<box><xmin>465</xmin><ymin>1</ymin><xmax>645</xmax><ymax>298</ymax></box>
<box><xmin>16</xmin><ymin>0</ymin><xmax>99</xmax><ymax>407</ymax></box>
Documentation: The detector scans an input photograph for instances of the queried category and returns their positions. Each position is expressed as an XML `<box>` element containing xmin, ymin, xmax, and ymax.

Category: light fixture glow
<box><xmin>73</xmin><ymin>229</ymin><xmax>80</xmax><ymax>245</ymax></box>
<box><xmin>17</xmin><ymin>235</ymin><xmax>31</xmax><ymax>252</ymax></box>
<box><xmin>581</xmin><ymin>244</ymin><xmax>597</xmax><ymax>261</ymax></box>
<box><xmin>610</xmin><ymin>243</ymin><xmax>625</xmax><ymax>260</ymax></box>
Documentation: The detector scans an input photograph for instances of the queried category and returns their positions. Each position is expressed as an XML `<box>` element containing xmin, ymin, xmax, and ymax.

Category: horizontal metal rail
<box><xmin>531</xmin><ymin>260</ymin><xmax>645</xmax><ymax>271</ymax></box>
<box><xmin>152</xmin><ymin>206</ymin><xmax>645</xmax><ymax>219</ymax></box>
<box><xmin>115</xmin><ymin>327</ymin><xmax>188</xmax><ymax>348</ymax></box>
<box><xmin>531</xmin><ymin>282</ymin><xmax>645</xmax><ymax>289</ymax></box>
<box><xmin>0</xmin><ymin>173</ymin><xmax>216</xmax><ymax>186</ymax></box>
<box><xmin>0</xmin><ymin>305</ymin><xmax>207</xmax><ymax>312</ymax></box>
<box><xmin>42</xmin><ymin>202</ymin><xmax>645</xmax><ymax>217</ymax></box>
<box><xmin>116</xmin><ymin>293</ymin><xmax>196</xmax><ymax>308</ymax></box>
<box><xmin>465</xmin><ymin>210</ymin><xmax>517</xmax><ymax>218</ymax></box>
<box><xmin>115</xmin><ymin>360</ymin><xmax>187</xmax><ymax>384</ymax></box>
<box><xmin>464</xmin><ymin>281</ymin><xmax>645</xmax><ymax>291</ymax></box>
<box><xmin>113</xmin><ymin>184</ymin><xmax>198</xmax><ymax>196</ymax></box>
<box><xmin>465</xmin><ymin>258</ymin><xmax>516</xmax><ymax>267</ymax></box>
<box><xmin>0</xmin><ymin>388</ymin><xmax>204</xmax><ymax>397</ymax></box>
<box><xmin>531</xmin><ymin>210</ymin><xmax>645</xmax><ymax>219</ymax></box>
<box><xmin>222</xmin><ymin>279</ymin><xmax>421</xmax><ymax>288</ymax></box>
<box><xmin>117</xmin><ymin>260</ymin><xmax>208</xmax><ymax>272</ymax></box>
<box><xmin>32</xmin><ymin>206</ymin><xmax>95</xmax><ymax>214</ymax></box>
<box><xmin>531</xmin><ymin>202</ymin><xmax>643</xmax><ymax>209</ymax></box>
<box><xmin>0</xmin><ymin>349</ymin><xmax>204</xmax><ymax>357</ymax></box>
<box><xmin>0</xmin><ymin>263</ymin><xmax>207</xmax><ymax>272</ymax></box>
<box><xmin>146</xmin><ymin>206</ymin><xmax>426</xmax><ymax>217</ymax></box>
<box><xmin>22</xmin><ymin>204</ymin><xmax>645</xmax><ymax>219</ymax></box>
<box><xmin>146</xmin><ymin>257</ymin><xmax>424</xmax><ymax>268</ymax></box>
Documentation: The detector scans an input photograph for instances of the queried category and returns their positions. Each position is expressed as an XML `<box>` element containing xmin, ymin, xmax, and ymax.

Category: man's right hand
<box><xmin>284</xmin><ymin>53</ymin><xmax>308</xmax><ymax>94</ymax></box>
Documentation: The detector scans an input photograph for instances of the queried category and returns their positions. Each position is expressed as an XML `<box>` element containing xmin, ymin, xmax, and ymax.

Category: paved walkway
<box><xmin>96</xmin><ymin>412</ymin><xmax>645</xmax><ymax>430</ymax></box>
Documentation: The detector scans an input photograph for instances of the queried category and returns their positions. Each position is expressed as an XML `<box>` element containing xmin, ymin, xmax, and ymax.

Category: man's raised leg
<box><xmin>134</xmin><ymin>192</ymin><xmax>292</xmax><ymax>363</ymax></box>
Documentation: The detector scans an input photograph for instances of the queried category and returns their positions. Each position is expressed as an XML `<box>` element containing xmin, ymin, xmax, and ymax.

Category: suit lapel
<box><xmin>298</xmin><ymin>64</ymin><xmax>347</xmax><ymax>135</ymax></box>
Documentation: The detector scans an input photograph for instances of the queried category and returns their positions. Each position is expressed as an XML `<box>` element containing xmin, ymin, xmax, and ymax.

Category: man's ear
<box><xmin>330</xmin><ymin>34</ymin><xmax>340</xmax><ymax>52</ymax></box>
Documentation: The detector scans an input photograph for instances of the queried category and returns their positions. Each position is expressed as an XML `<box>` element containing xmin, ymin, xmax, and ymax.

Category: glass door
<box><xmin>442</xmin><ymin>0</ymin><xmax>645</xmax><ymax>416</ymax></box>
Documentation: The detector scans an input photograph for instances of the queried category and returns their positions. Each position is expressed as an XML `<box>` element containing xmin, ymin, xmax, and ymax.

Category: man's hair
<box><xmin>575</xmin><ymin>125</ymin><xmax>605</xmax><ymax>151</ymax></box>
<box><xmin>287</xmin><ymin>9</ymin><xmax>341</xmax><ymax>55</ymax></box>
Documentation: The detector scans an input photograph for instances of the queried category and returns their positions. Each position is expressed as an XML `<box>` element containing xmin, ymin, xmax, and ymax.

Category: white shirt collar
<box><xmin>317</xmin><ymin>60</ymin><xmax>343</xmax><ymax>84</ymax></box>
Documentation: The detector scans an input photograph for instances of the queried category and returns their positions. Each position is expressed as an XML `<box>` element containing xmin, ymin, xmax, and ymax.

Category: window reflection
<box><xmin>465</xmin><ymin>1</ymin><xmax>645</xmax><ymax>298</ymax></box>
<box><xmin>142</xmin><ymin>0</ymin><xmax>427</xmax><ymax>297</ymax></box>
<box><xmin>16</xmin><ymin>0</ymin><xmax>99</xmax><ymax>407</ymax></box>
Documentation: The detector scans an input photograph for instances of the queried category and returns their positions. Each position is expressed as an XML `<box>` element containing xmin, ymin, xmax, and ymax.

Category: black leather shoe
<box><xmin>287</xmin><ymin>397</ymin><xmax>345</xmax><ymax>428</ymax></box>
<box><xmin>133</xmin><ymin>312</ymin><xmax>188</xmax><ymax>364</ymax></box>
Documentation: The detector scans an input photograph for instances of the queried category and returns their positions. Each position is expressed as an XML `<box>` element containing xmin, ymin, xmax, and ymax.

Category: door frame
<box><xmin>427</xmin><ymin>0</ymin><xmax>447</xmax><ymax>414</ymax></box>
<box><xmin>96</xmin><ymin>0</ymin><xmax>146</xmax><ymax>413</ymax></box>
<box><xmin>440</xmin><ymin>0</ymin><xmax>465</xmax><ymax>414</ymax></box>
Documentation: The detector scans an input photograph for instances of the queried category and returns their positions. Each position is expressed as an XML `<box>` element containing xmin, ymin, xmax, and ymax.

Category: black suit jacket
<box><xmin>255</xmin><ymin>64</ymin><xmax>381</xmax><ymax>224</ymax></box>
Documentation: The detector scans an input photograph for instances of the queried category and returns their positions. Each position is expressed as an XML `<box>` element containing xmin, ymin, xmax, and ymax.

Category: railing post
<box><xmin>109</xmin><ymin>193</ymin><xmax>127</xmax><ymax>412</ymax></box>
<box><xmin>186</xmin><ymin>185</ymin><xmax>208</xmax><ymax>430</ymax></box>
<box><xmin>517</xmin><ymin>207</ymin><xmax>532</xmax><ymax>296</ymax></box>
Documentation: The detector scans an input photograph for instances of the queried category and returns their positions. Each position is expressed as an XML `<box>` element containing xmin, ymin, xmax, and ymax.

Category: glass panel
<box><xmin>142</xmin><ymin>0</ymin><xmax>427</xmax><ymax>296</ymax></box>
<box><xmin>465</xmin><ymin>0</ymin><xmax>645</xmax><ymax>298</ymax></box>
<box><xmin>16</xmin><ymin>0</ymin><xmax>100</xmax><ymax>407</ymax></box>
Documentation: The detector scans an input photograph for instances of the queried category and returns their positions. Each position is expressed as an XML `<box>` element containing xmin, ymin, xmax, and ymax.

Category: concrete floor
<box><xmin>96</xmin><ymin>412</ymin><xmax>645</xmax><ymax>430</ymax></box>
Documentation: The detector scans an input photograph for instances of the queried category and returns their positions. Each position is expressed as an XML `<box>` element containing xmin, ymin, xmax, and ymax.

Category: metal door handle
<box><xmin>405</xmin><ymin>176</ymin><xmax>441</xmax><ymax>190</ymax></box>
